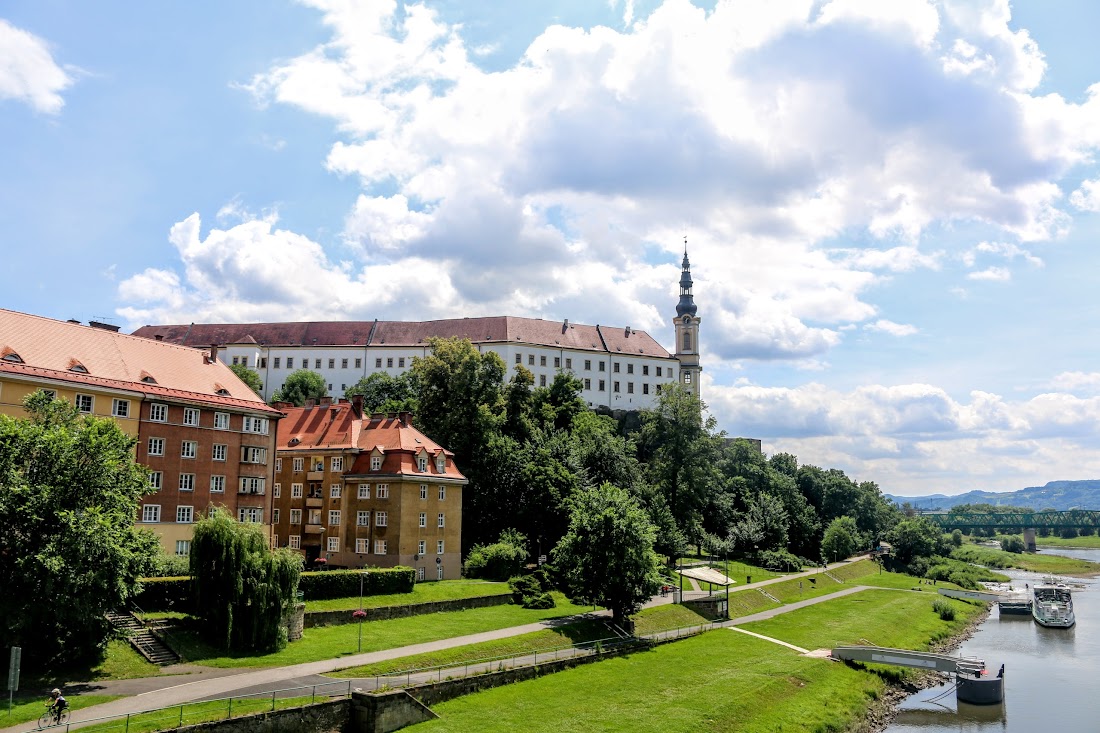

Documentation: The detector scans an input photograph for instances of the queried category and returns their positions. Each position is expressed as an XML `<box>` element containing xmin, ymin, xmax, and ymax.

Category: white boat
<box><xmin>1032</xmin><ymin>581</ymin><xmax>1075</xmax><ymax>628</ymax></box>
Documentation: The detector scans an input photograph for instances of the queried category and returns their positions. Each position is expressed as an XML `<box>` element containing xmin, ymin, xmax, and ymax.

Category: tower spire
<box><xmin>672</xmin><ymin>239</ymin><xmax>701</xmax><ymax>398</ymax></box>
<box><xmin>676</xmin><ymin>239</ymin><xmax>697</xmax><ymax>318</ymax></box>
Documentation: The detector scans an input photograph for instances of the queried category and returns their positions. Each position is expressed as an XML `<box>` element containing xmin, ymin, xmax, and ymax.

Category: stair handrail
<box><xmin>129</xmin><ymin>602</ymin><xmax>183</xmax><ymax>664</ymax></box>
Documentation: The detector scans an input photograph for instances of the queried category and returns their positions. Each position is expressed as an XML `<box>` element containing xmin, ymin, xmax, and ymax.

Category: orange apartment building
<box><xmin>0</xmin><ymin>309</ymin><xmax>282</xmax><ymax>556</ymax></box>
<box><xmin>272</xmin><ymin>397</ymin><xmax>467</xmax><ymax>580</ymax></box>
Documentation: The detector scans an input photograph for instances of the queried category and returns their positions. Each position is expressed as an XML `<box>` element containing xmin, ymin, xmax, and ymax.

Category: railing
<box><xmin>129</xmin><ymin>603</ymin><xmax>182</xmax><ymax>661</ymax></box>
<box><xmin>49</xmin><ymin>680</ymin><xmax>353</xmax><ymax>732</ymax></box>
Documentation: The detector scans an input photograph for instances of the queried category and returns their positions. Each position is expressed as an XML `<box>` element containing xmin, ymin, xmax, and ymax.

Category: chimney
<box><xmin>305</xmin><ymin>399</ymin><xmax>316</xmax><ymax>408</ymax></box>
<box><xmin>67</xmin><ymin>319</ymin><xmax>81</xmax><ymax>325</ymax></box>
<box><xmin>320</xmin><ymin>396</ymin><xmax>334</xmax><ymax>406</ymax></box>
<box><xmin>625</xmin><ymin>326</ymin><xmax>631</xmax><ymax>337</ymax></box>
<box><xmin>209</xmin><ymin>344</ymin><xmax>219</xmax><ymax>363</ymax></box>
<box><xmin>562</xmin><ymin>318</ymin><xmax>569</xmax><ymax>333</ymax></box>
<box><xmin>154</xmin><ymin>334</ymin><xmax>163</xmax><ymax>341</ymax></box>
<box><xmin>351</xmin><ymin>394</ymin><xmax>364</xmax><ymax>416</ymax></box>
<box><xmin>89</xmin><ymin>321</ymin><xmax>121</xmax><ymax>332</ymax></box>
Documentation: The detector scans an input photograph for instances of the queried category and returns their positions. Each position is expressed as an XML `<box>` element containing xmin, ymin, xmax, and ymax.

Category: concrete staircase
<box><xmin>757</xmin><ymin>588</ymin><xmax>781</xmax><ymax>603</ymax></box>
<box><xmin>106</xmin><ymin>610</ymin><xmax>180</xmax><ymax>666</ymax></box>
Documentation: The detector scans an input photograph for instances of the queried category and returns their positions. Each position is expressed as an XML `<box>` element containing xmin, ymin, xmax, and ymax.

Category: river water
<box><xmin>884</xmin><ymin>548</ymin><xmax>1099</xmax><ymax>732</ymax></box>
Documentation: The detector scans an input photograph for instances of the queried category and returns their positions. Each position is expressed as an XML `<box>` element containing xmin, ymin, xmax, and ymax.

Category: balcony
<box><xmin>305</xmin><ymin>496</ymin><xmax>323</xmax><ymax>508</ymax></box>
<box><xmin>306</xmin><ymin>470</ymin><xmax>324</xmax><ymax>481</ymax></box>
<box><xmin>304</xmin><ymin>524</ymin><xmax>325</xmax><ymax>535</ymax></box>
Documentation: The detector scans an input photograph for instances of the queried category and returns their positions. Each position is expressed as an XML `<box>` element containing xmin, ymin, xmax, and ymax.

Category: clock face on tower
<box><xmin>682</xmin><ymin>315</ymin><xmax>691</xmax><ymax>324</ymax></box>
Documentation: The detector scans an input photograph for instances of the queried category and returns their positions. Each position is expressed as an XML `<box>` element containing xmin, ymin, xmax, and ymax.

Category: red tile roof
<box><xmin>275</xmin><ymin>402</ymin><xmax>466</xmax><ymax>482</ymax></box>
<box><xmin>0</xmin><ymin>309</ymin><xmax>280</xmax><ymax>414</ymax></box>
<box><xmin>132</xmin><ymin>316</ymin><xmax>673</xmax><ymax>358</ymax></box>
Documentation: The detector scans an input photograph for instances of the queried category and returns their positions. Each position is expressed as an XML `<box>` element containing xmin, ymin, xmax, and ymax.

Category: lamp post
<box><xmin>355</xmin><ymin>571</ymin><xmax>369</xmax><ymax>652</ymax></box>
<box><xmin>724</xmin><ymin>544</ymin><xmax>730</xmax><ymax>620</ymax></box>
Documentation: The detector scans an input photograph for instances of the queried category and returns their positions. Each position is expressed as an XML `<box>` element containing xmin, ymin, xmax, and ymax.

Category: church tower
<box><xmin>673</xmin><ymin>240</ymin><xmax>701</xmax><ymax>398</ymax></box>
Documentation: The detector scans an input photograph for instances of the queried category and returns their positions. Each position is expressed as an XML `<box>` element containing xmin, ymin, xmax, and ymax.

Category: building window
<box><xmin>275</xmin><ymin>458</ymin><xmax>282</xmax><ymax>473</ymax></box>
<box><xmin>584</xmin><ymin>359</ymin><xmax>591</xmax><ymax>370</ymax></box>
<box><xmin>292</xmin><ymin>483</ymin><xmax>303</xmax><ymax>498</ymax></box>
<box><xmin>259</xmin><ymin>357</ymin><xmax>267</xmax><ymax>368</ymax></box>
<box><xmin>370</xmin><ymin>455</ymin><xmax>382</xmax><ymax>471</ymax></box>
<box><xmin>613</xmin><ymin>362</ymin><xmax>620</xmax><ymax>373</ymax></box>
<box><xmin>148</xmin><ymin>437</ymin><xmax>165</xmax><ymax>456</ymax></box>
<box><xmin>538</xmin><ymin>355</ymin><xmax>545</xmax><ymax>367</ymax></box>
<box><xmin>212</xmin><ymin>444</ymin><xmax>227</xmax><ymax>461</ymax></box>
<box><xmin>238</xmin><ymin>507</ymin><xmax>263</xmax><ymax>523</ymax></box>
<box><xmin>273</xmin><ymin>508</ymin><xmax>280</xmax><ymax>524</ymax></box>
<box><xmin>181</xmin><ymin>441</ymin><xmax>197</xmax><ymax>459</ymax></box>
<box><xmin>112</xmin><ymin>399</ymin><xmax>130</xmax><ymax>418</ymax></box>
<box><xmin>290</xmin><ymin>509</ymin><xmax>302</xmax><ymax>524</ymax></box>
<box><xmin>375</xmin><ymin>358</ymin><xmax>382</xmax><ymax>368</ymax></box>
<box><xmin>437</xmin><ymin>565</ymin><xmax>444</xmax><ymax>580</ymax></box>
<box><xmin>358</xmin><ymin>484</ymin><xmax>370</xmax><ymax>499</ymax></box>
<box><xmin>386</xmin><ymin>358</ymin><xmax>394</xmax><ymax>368</ymax></box>
<box><xmin>149</xmin><ymin>471</ymin><xmax>162</xmax><ymax>490</ymax></box>
<box><xmin>330</xmin><ymin>484</ymin><xmax>341</xmax><ymax>499</ymax></box>
<box><xmin>242</xmin><ymin>417</ymin><xmax>269</xmax><ymax>434</ymax></box>
<box><xmin>175</xmin><ymin>540</ymin><xmax>190</xmax><ymax>556</ymax></box>
<box><xmin>240</xmin><ymin>477</ymin><xmax>265</xmax><ymax>494</ymax></box>
<box><xmin>643</xmin><ymin>383</ymin><xmax>650</xmax><ymax>395</ymax></box>
<box><xmin>355</xmin><ymin>358</ymin><xmax>362</xmax><ymax>368</ymax></box>
<box><xmin>179</xmin><ymin>474</ymin><xmax>195</xmax><ymax>491</ymax></box>
<box><xmin>328</xmin><ymin>510</ymin><xmax>341</xmax><ymax>525</ymax></box>
<box><xmin>286</xmin><ymin>358</ymin><xmax>294</xmax><ymax>369</ymax></box>
<box><xmin>241</xmin><ymin>446</ymin><xmax>267</xmax><ymax>464</ymax></box>
<box><xmin>376</xmin><ymin>511</ymin><xmax>387</xmax><ymax>527</ymax></box>
<box><xmin>419</xmin><ymin>512</ymin><xmax>426</xmax><ymax>528</ymax></box>
<box><xmin>356</xmin><ymin>538</ymin><xmax>368</xmax><ymax>553</ymax></box>
<box><xmin>232</xmin><ymin>356</ymin><xmax>239</xmax><ymax>365</ymax></box>
<box><xmin>437</xmin><ymin>540</ymin><xmax>444</xmax><ymax>554</ymax></box>
<box><xmin>357</xmin><ymin>511</ymin><xmax>369</xmax><ymax>526</ymax></box>
<box><xmin>183</xmin><ymin>408</ymin><xmax>200</xmax><ymax>426</ymax></box>
<box><xmin>683</xmin><ymin>332</ymin><xmax>691</xmax><ymax>351</ymax></box>
<box><xmin>438</xmin><ymin>486</ymin><xmax>446</xmax><ymax>500</ymax></box>
<box><xmin>418</xmin><ymin>567</ymin><xmax>426</xmax><ymax>581</ymax></box>
<box><xmin>613</xmin><ymin>381</ymin><xmax>620</xmax><ymax>393</ymax></box>
<box><xmin>657</xmin><ymin>366</ymin><xmax>663</xmax><ymax>377</ymax></box>
<box><xmin>515</xmin><ymin>353</ymin><xmax>522</xmax><ymax>364</ymax></box>
<box><xmin>642</xmin><ymin>365</ymin><xmax>649</xmax><ymax>376</ymax></box>
<box><xmin>539</xmin><ymin>374</ymin><xmax>546</xmax><ymax>387</ymax></box>
<box><xmin>327</xmin><ymin>536</ymin><xmax>339</xmax><ymax>553</ymax></box>
<box><xmin>438</xmin><ymin>513</ymin><xmax>445</xmax><ymax>528</ymax></box>
<box><xmin>627</xmin><ymin>382</ymin><xmax>634</xmax><ymax>394</ymax></box>
<box><xmin>273</xmin><ymin>357</ymin><xmax>281</xmax><ymax>369</ymax></box>
<box><xmin>376</xmin><ymin>484</ymin><xmax>389</xmax><ymax>499</ymax></box>
<box><xmin>341</xmin><ymin>358</ymin><xmax>349</xmax><ymax>369</ymax></box>
<box><xmin>528</xmin><ymin>354</ymin><xmax>535</xmax><ymax>365</ymax></box>
<box><xmin>177</xmin><ymin>506</ymin><xmax>194</xmax><ymax>524</ymax></box>
<box><xmin>553</xmin><ymin>357</ymin><xmax>560</xmax><ymax>368</ymax></box>
<box><xmin>398</xmin><ymin>357</ymin><xmax>405</xmax><ymax>368</ymax></box>
<box><xmin>598</xmin><ymin>380</ymin><xmax>605</xmax><ymax>391</ymax></box>
<box><xmin>417</xmin><ymin>540</ymin><xmax>426</xmax><ymax>556</ymax></box>
<box><xmin>214</xmin><ymin>412</ymin><xmax>229</xmax><ymax>429</ymax></box>
<box><xmin>142</xmin><ymin>505</ymin><xmax>161</xmax><ymax>523</ymax></box>
<box><xmin>289</xmin><ymin>535</ymin><xmax>301</xmax><ymax>549</ymax></box>
<box><xmin>293</xmin><ymin>457</ymin><xmax>304</xmax><ymax>472</ymax></box>
<box><xmin>436</xmin><ymin>457</ymin><xmax>446</xmax><ymax>473</ymax></box>
<box><xmin>584</xmin><ymin>378</ymin><xmax>591</xmax><ymax>390</ymax></box>
<box><xmin>420</xmin><ymin>484</ymin><xmax>428</xmax><ymax>499</ymax></box>
<box><xmin>75</xmin><ymin>394</ymin><xmax>93</xmax><ymax>413</ymax></box>
<box><xmin>418</xmin><ymin>456</ymin><xmax>428</xmax><ymax>472</ymax></box>
<box><xmin>273</xmin><ymin>483</ymin><xmax>281</xmax><ymax>498</ymax></box>
<box><xmin>210</xmin><ymin>475</ymin><xmax>225</xmax><ymax>493</ymax></box>
<box><xmin>149</xmin><ymin>403</ymin><xmax>167</xmax><ymax>422</ymax></box>
<box><xmin>375</xmin><ymin>540</ymin><xmax>387</xmax><ymax>555</ymax></box>
<box><xmin>684</xmin><ymin>372</ymin><xmax>692</xmax><ymax>384</ymax></box>
<box><xmin>314</xmin><ymin>358</ymin><xmax>321</xmax><ymax>369</ymax></box>
<box><xmin>331</xmin><ymin>457</ymin><xmax>343</xmax><ymax>472</ymax></box>
<box><xmin>599</xmin><ymin>361</ymin><xmax>606</xmax><ymax>372</ymax></box>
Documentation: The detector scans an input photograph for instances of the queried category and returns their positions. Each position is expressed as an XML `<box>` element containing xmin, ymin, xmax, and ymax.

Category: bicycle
<box><xmin>37</xmin><ymin>702</ymin><xmax>69</xmax><ymax>729</ymax></box>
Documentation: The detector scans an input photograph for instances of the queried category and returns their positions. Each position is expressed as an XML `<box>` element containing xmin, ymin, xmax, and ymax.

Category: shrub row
<box><xmin>131</xmin><ymin>567</ymin><xmax>416</xmax><ymax>611</ymax></box>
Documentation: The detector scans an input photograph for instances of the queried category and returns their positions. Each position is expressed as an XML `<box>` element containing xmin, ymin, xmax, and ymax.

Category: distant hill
<box><xmin>885</xmin><ymin>480</ymin><xmax>1100</xmax><ymax>511</ymax></box>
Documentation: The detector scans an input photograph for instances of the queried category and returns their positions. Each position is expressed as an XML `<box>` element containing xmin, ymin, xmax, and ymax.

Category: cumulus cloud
<box><xmin>121</xmin><ymin>0</ymin><xmax>1100</xmax><ymax>369</ymax></box>
<box><xmin>1047</xmin><ymin>371</ymin><xmax>1100</xmax><ymax>394</ymax></box>
<box><xmin>0</xmin><ymin>19</ymin><xmax>73</xmax><ymax>114</ymax></box>
<box><xmin>1070</xmin><ymin>179</ymin><xmax>1100</xmax><ymax>212</ymax></box>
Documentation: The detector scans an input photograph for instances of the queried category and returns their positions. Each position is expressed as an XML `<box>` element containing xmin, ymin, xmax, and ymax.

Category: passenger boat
<box><xmin>1032</xmin><ymin>581</ymin><xmax>1075</xmax><ymax>628</ymax></box>
<box><xmin>997</xmin><ymin>593</ymin><xmax>1032</xmax><ymax>616</ymax></box>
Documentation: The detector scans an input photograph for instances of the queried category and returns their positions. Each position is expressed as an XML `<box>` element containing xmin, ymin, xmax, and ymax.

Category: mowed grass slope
<box><xmin>407</xmin><ymin>591</ymin><xmax>985</xmax><ymax>733</ymax></box>
<box><xmin>304</xmin><ymin>580</ymin><xmax>511</xmax><ymax>612</ymax></box>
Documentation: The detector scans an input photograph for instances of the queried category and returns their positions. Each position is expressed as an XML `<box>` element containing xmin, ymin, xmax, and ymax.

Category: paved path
<box><xmin>0</xmin><ymin>557</ymin><xmax>873</xmax><ymax>733</ymax></box>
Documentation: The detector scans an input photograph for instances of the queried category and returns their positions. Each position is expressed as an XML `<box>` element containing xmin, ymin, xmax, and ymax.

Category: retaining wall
<box><xmin>167</xmin><ymin>700</ymin><xmax>348</xmax><ymax>733</ymax></box>
<box><xmin>305</xmin><ymin>593</ymin><xmax>512</xmax><ymax>628</ymax></box>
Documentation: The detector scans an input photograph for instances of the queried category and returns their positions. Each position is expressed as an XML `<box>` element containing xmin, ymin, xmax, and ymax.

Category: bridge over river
<box><xmin>919</xmin><ymin>510</ymin><xmax>1100</xmax><ymax>550</ymax></box>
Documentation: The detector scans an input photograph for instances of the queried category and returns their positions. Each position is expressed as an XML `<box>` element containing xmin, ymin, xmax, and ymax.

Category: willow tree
<box><xmin>190</xmin><ymin>508</ymin><xmax>302</xmax><ymax>652</ymax></box>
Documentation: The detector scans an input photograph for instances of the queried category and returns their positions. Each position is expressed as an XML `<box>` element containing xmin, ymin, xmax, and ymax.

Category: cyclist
<box><xmin>46</xmin><ymin>688</ymin><xmax>67</xmax><ymax>724</ymax></box>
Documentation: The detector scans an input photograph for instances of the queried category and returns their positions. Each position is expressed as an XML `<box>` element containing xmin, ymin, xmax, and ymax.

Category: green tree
<box><xmin>951</xmin><ymin>529</ymin><xmax>964</xmax><ymax>548</ymax></box>
<box><xmin>190</xmin><ymin>508</ymin><xmax>302</xmax><ymax>652</ymax></box>
<box><xmin>463</xmin><ymin>529</ymin><xmax>529</xmax><ymax>581</ymax></box>
<box><xmin>271</xmin><ymin>369</ymin><xmax>328</xmax><ymax>406</ymax></box>
<box><xmin>228</xmin><ymin>362</ymin><xmax>264</xmax><ymax>395</ymax></box>
<box><xmin>345</xmin><ymin>372</ymin><xmax>417</xmax><ymax>413</ymax></box>
<box><xmin>0</xmin><ymin>391</ymin><xmax>159</xmax><ymax>669</ymax></box>
<box><xmin>821</xmin><ymin>516</ymin><xmax>862</xmax><ymax>562</ymax></box>
<box><xmin>1000</xmin><ymin>536</ymin><xmax>1026</xmax><ymax>553</ymax></box>
<box><xmin>553</xmin><ymin>483</ymin><xmax>663</xmax><ymax>625</ymax></box>
<box><xmin>887</xmin><ymin>517</ymin><xmax>946</xmax><ymax>565</ymax></box>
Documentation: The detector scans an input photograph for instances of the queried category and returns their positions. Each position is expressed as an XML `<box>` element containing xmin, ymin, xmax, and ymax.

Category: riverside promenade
<box><xmin>0</xmin><ymin>558</ymin><xmax>872</xmax><ymax>733</ymax></box>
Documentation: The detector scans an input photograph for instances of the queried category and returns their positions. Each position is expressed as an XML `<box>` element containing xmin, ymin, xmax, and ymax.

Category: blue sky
<box><xmin>4</xmin><ymin>0</ymin><xmax>1100</xmax><ymax>496</ymax></box>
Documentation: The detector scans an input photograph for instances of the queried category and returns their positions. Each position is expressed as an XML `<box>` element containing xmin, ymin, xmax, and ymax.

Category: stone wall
<box><xmin>167</xmin><ymin>700</ymin><xmax>348</xmax><ymax>733</ymax></box>
<box><xmin>285</xmin><ymin>602</ymin><xmax>306</xmax><ymax>641</ymax></box>
<box><xmin>350</xmin><ymin>690</ymin><xmax>438</xmax><ymax>733</ymax></box>
<box><xmin>305</xmin><ymin>593</ymin><xmax>512</xmax><ymax>628</ymax></box>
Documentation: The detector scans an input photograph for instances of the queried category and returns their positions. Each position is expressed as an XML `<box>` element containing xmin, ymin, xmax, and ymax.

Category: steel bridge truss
<box><xmin>921</xmin><ymin>510</ymin><xmax>1100</xmax><ymax>530</ymax></box>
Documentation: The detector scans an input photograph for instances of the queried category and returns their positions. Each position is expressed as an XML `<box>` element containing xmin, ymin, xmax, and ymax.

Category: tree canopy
<box><xmin>228</xmin><ymin>362</ymin><xmax>264</xmax><ymax>395</ymax></box>
<box><xmin>345</xmin><ymin>371</ymin><xmax>418</xmax><ymax>413</ymax></box>
<box><xmin>271</xmin><ymin>369</ymin><xmax>328</xmax><ymax>406</ymax></box>
<box><xmin>0</xmin><ymin>391</ymin><xmax>159</xmax><ymax>669</ymax></box>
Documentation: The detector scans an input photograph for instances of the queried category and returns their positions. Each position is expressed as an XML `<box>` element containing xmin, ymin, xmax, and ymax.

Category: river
<box><xmin>884</xmin><ymin>548</ymin><xmax>1099</xmax><ymax>732</ymax></box>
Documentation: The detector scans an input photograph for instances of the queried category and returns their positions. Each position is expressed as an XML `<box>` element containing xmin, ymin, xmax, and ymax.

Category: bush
<box><xmin>932</xmin><ymin>599</ymin><xmax>956</xmax><ymax>621</ymax></box>
<box><xmin>146</xmin><ymin>552</ymin><xmax>191</xmax><ymax>578</ymax></box>
<box><xmin>298</xmin><ymin>567</ymin><xmax>415</xmax><ymax>600</ymax></box>
<box><xmin>1000</xmin><ymin>536</ymin><xmax>1026</xmax><ymax>554</ymax></box>
<box><xmin>464</xmin><ymin>530</ymin><xmax>528</xmax><ymax>581</ymax></box>
<box><xmin>758</xmin><ymin>549</ymin><xmax>802</xmax><ymax>572</ymax></box>
<box><xmin>509</xmin><ymin>573</ymin><xmax>556</xmax><ymax>609</ymax></box>
<box><xmin>133</xmin><ymin>576</ymin><xmax>191</xmax><ymax>612</ymax></box>
<box><xmin>522</xmin><ymin>592</ymin><xmax>556</xmax><ymax>609</ymax></box>
<box><xmin>906</xmin><ymin>556</ymin><xmax>930</xmax><ymax>578</ymax></box>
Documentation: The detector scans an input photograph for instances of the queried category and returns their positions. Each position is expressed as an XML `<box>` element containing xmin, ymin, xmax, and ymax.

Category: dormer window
<box><xmin>68</xmin><ymin>361</ymin><xmax>88</xmax><ymax>373</ymax></box>
<box><xmin>215</xmin><ymin>388</ymin><xmax>230</xmax><ymax>396</ymax></box>
<box><xmin>1</xmin><ymin>351</ymin><xmax>23</xmax><ymax>363</ymax></box>
<box><xmin>417</xmin><ymin>456</ymin><xmax>428</xmax><ymax>472</ymax></box>
<box><xmin>436</xmin><ymin>457</ymin><xmax>446</xmax><ymax>473</ymax></box>
<box><xmin>141</xmin><ymin>376</ymin><xmax>157</xmax><ymax>384</ymax></box>
<box><xmin>370</xmin><ymin>455</ymin><xmax>383</xmax><ymax>471</ymax></box>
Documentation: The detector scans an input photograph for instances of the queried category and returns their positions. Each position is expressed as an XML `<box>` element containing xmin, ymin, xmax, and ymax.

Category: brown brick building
<box><xmin>272</xmin><ymin>398</ymin><xmax>467</xmax><ymax>580</ymax></box>
<box><xmin>0</xmin><ymin>309</ymin><xmax>282</xmax><ymax>556</ymax></box>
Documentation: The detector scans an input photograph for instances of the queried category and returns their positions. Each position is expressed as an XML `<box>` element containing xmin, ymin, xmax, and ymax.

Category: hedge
<box><xmin>133</xmin><ymin>576</ymin><xmax>191</xmax><ymax>612</ymax></box>
<box><xmin>131</xmin><ymin>567</ymin><xmax>416</xmax><ymax>611</ymax></box>
<box><xmin>298</xmin><ymin>567</ymin><xmax>415</xmax><ymax>600</ymax></box>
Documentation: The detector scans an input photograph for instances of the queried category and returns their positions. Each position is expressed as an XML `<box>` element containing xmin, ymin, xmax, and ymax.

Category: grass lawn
<box><xmin>77</xmin><ymin>695</ymin><xmax>324</xmax><ymax>733</ymax></box>
<box><xmin>952</xmin><ymin>544</ymin><xmax>1100</xmax><ymax>576</ymax></box>
<box><xmin>173</xmin><ymin>593</ymin><xmax>594</xmax><ymax>669</ymax></box>
<box><xmin>633</xmin><ymin>604</ymin><xmax>715</xmax><ymax>635</ymax></box>
<box><xmin>3</xmin><ymin>694</ymin><xmax>121</xmax><ymax>728</ymax></box>
<box><xmin>1034</xmin><ymin>534</ymin><xmax>1100</xmax><ymax>549</ymax></box>
<box><xmin>304</xmin><ymin>579</ymin><xmax>511</xmax><ymax>613</ymax></box>
<box><xmin>88</xmin><ymin>640</ymin><xmax>165</xmax><ymax>680</ymax></box>
<box><xmin>407</xmin><ymin>591</ymin><xmax>977</xmax><ymax>733</ymax></box>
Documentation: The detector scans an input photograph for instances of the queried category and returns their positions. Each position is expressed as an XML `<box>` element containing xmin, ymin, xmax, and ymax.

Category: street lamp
<box><xmin>356</xmin><ymin>571</ymin><xmax>370</xmax><ymax>652</ymax></box>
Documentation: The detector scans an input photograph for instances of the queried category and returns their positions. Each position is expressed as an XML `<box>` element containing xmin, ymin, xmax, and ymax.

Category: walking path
<box><xmin>0</xmin><ymin>557</ymin><xmax>871</xmax><ymax>733</ymax></box>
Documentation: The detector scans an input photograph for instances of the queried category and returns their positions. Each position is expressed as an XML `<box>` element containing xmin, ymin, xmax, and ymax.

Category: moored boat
<box><xmin>1032</xmin><ymin>581</ymin><xmax>1075</xmax><ymax>628</ymax></box>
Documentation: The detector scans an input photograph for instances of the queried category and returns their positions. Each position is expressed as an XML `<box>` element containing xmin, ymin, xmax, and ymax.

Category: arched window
<box><xmin>682</xmin><ymin>331</ymin><xmax>692</xmax><ymax>352</ymax></box>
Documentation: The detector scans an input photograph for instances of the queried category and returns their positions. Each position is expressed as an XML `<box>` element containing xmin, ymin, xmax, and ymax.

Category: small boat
<box><xmin>1032</xmin><ymin>581</ymin><xmax>1075</xmax><ymax>628</ymax></box>
<box><xmin>997</xmin><ymin>593</ymin><xmax>1032</xmax><ymax>616</ymax></box>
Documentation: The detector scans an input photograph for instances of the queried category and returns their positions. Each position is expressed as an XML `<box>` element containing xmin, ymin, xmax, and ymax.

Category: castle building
<box><xmin>0</xmin><ymin>309</ymin><xmax>282</xmax><ymax>556</ymax></box>
<box><xmin>271</xmin><ymin>398</ymin><xmax>467</xmax><ymax>578</ymax></box>
<box><xmin>131</xmin><ymin>249</ymin><xmax>702</xmax><ymax>410</ymax></box>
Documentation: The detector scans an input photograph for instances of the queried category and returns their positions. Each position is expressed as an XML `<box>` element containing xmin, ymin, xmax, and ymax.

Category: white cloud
<box><xmin>1046</xmin><ymin>371</ymin><xmax>1100</xmax><ymax>395</ymax></box>
<box><xmin>966</xmin><ymin>266</ymin><xmax>1011</xmax><ymax>281</ymax></box>
<box><xmin>0</xmin><ymin>19</ymin><xmax>73</xmax><ymax>114</ymax></box>
<box><xmin>1070</xmin><ymin>179</ymin><xmax>1100</xmax><ymax>212</ymax></box>
<box><xmin>865</xmin><ymin>319</ymin><xmax>918</xmax><ymax>336</ymax></box>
